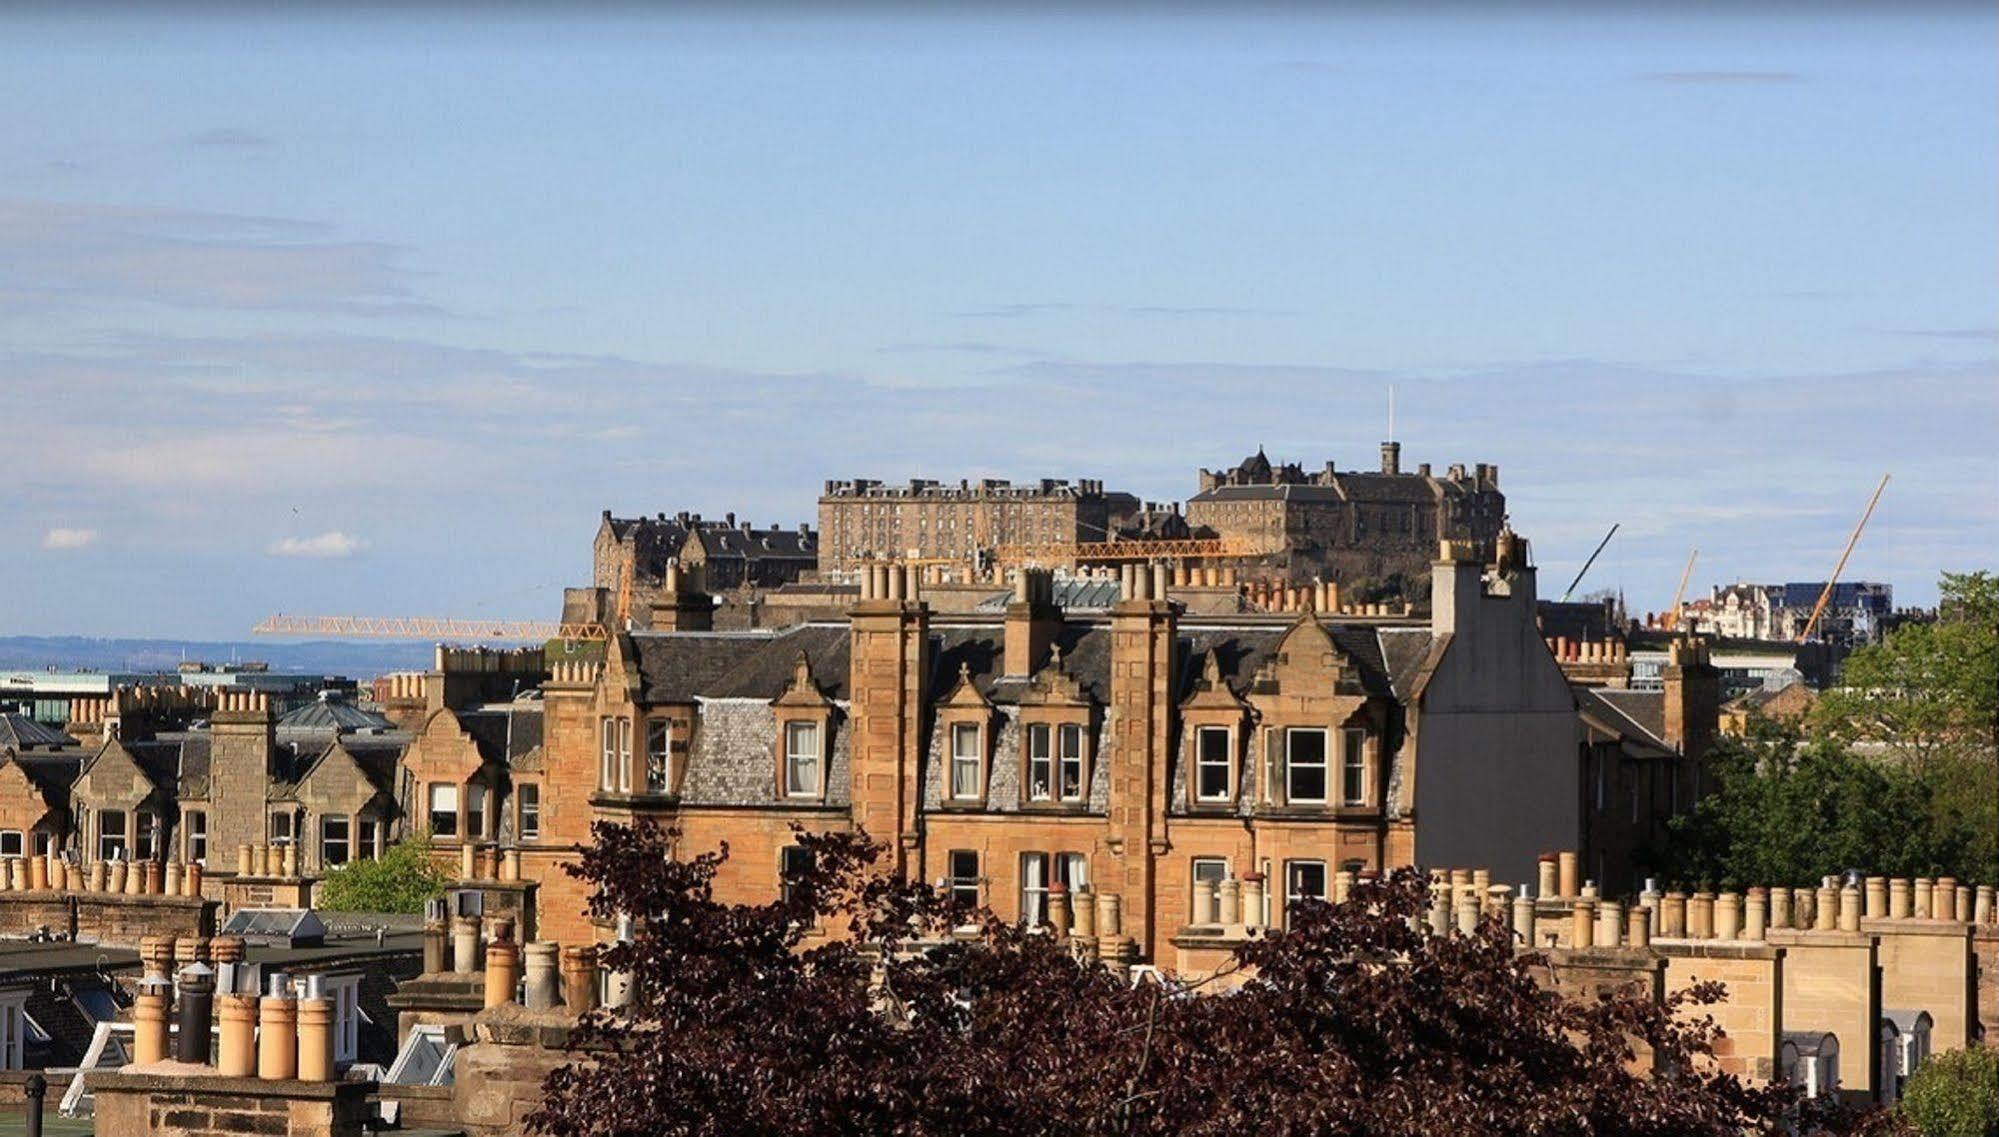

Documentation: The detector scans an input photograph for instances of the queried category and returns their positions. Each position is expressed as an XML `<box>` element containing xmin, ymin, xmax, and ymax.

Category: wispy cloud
<box><xmin>41</xmin><ymin>528</ymin><xmax>98</xmax><ymax>550</ymax></box>
<box><xmin>268</xmin><ymin>531</ymin><xmax>366</xmax><ymax>558</ymax></box>
<box><xmin>187</xmin><ymin>127</ymin><xmax>277</xmax><ymax>150</ymax></box>
<box><xmin>1881</xmin><ymin>327</ymin><xmax>1999</xmax><ymax>342</ymax></box>
<box><xmin>1637</xmin><ymin>71</ymin><xmax>1801</xmax><ymax>85</ymax></box>
<box><xmin>951</xmin><ymin>302</ymin><xmax>1299</xmax><ymax>320</ymax></box>
<box><xmin>0</xmin><ymin>200</ymin><xmax>445</xmax><ymax>319</ymax></box>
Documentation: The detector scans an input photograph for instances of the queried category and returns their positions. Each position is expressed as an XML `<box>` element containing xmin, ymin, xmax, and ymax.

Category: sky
<box><xmin>1</xmin><ymin>3</ymin><xmax>1994</xmax><ymax>640</ymax></box>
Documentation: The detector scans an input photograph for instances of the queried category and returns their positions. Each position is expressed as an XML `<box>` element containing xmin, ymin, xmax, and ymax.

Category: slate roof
<box><xmin>692</xmin><ymin>525</ymin><xmax>817</xmax><ymax>562</ymax></box>
<box><xmin>0</xmin><ymin>713</ymin><xmax>75</xmax><ymax>751</ymax></box>
<box><xmin>1579</xmin><ymin>688</ymin><xmax>1671</xmax><ymax>753</ymax></box>
<box><xmin>1376</xmin><ymin>628</ymin><xmax>1440</xmax><ymax>701</ymax></box>
<box><xmin>276</xmin><ymin>699</ymin><xmax>394</xmax><ymax>735</ymax></box>
<box><xmin>4</xmin><ymin>750</ymin><xmax>82</xmax><ymax>800</ymax></box>
<box><xmin>633</xmin><ymin>625</ymin><xmax>852</xmax><ymax>703</ymax></box>
<box><xmin>458</xmin><ymin>706</ymin><xmax>542</xmax><ymax>767</ymax></box>
<box><xmin>971</xmin><ymin>579</ymin><xmax>1123</xmax><ymax>613</ymax></box>
<box><xmin>1190</xmin><ymin>473</ymin><xmax>1471</xmax><ymax>505</ymax></box>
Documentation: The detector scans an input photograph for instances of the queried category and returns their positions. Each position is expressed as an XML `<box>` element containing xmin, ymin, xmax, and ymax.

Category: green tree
<box><xmin>1661</xmin><ymin>726</ymin><xmax>1980</xmax><ymax>888</ymax></box>
<box><xmin>316</xmin><ymin>832</ymin><xmax>450</xmax><ymax>913</ymax></box>
<box><xmin>1900</xmin><ymin>1048</ymin><xmax>1999</xmax><ymax>1137</ymax></box>
<box><xmin>1813</xmin><ymin>571</ymin><xmax>1997</xmax><ymax>770</ymax></box>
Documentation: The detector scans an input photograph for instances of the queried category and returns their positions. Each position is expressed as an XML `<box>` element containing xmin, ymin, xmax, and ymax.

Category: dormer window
<box><xmin>784</xmin><ymin>721</ymin><xmax>822</xmax><ymax>797</ymax></box>
<box><xmin>1196</xmin><ymin>726</ymin><xmax>1233</xmax><ymax>802</ymax></box>
<box><xmin>950</xmin><ymin>723</ymin><xmax>983</xmax><ymax>800</ymax></box>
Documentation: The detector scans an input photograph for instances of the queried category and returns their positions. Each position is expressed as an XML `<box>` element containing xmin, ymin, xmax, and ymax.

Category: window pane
<box><xmin>98</xmin><ymin>811</ymin><xmax>127</xmax><ymax>860</ymax></box>
<box><xmin>1026</xmin><ymin>725</ymin><xmax>1051</xmax><ymax>801</ymax></box>
<box><xmin>947</xmin><ymin>850</ymin><xmax>979</xmax><ymax>907</ymax></box>
<box><xmin>428</xmin><ymin>784</ymin><xmax>459</xmax><ymax>837</ymax></box>
<box><xmin>1058</xmin><ymin>724</ymin><xmax>1083</xmax><ymax>800</ymax></box>
<box><xmin>1287</xmin><ymin>729</ymin><xmax>1328</xmax><ymax>802</ymax></box>
<box><xmin>517</xmin><ymin>785</ymin><xmax>540</xmax><ymax>840</ymax></box>
<box><xmin>1342</xmin><ymin>729</ymin><xmax>1366</xmax><ymax>806</ymax></box>
<box><xmin>1193</xmin><ymin>858</ymin><xmax>1228</xmax><ymax>885</ymax></box>
<box><xmin>322</xmin><ymin>816</ymin><xmax>350</xmax><ymax>866</ymax></box>
<box><xmin>1197</xmin><ymin>727</ymin><xmax>1231</xmax><ymax>800</ymax></box>
<box><xmin>466</xmin><ymin>785</ymin><xmax>486</xmax><ymax>838</ymax></box>
<box><xmin>951</xmin><ymin>723</ymin><xmax>981</xmax><ymax>799</ymax></box>
<box><xmin>1056</xmin><ymin>852</ymin><xmax>1088</xmax><ymax>890</ymax></box>
<box><xmin>785</xmin><ymin>722</ymin><xmax>820</xmax><ymax>795</ymax></box>
<box><xmin>1020</xmin><ymin>853</ymin><xmax>1048</xmax><ymax>926</ymax></box>
<box><xmin>646</xmin><ymin>721</ymin><xmax>672</xmax><ymax>793</ymax></box>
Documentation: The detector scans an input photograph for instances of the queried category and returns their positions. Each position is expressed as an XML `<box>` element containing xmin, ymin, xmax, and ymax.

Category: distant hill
<box><xmin>0</xmin><ymin>636</ymin><xmax>435</xmax><ymax>679</ymax></box>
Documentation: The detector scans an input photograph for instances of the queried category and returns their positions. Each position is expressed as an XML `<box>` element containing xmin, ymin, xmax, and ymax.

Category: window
<box><xmin>184</xmin><ymin>811</ymin><xmax>207</xmax><ymax>863</ymax></box>
<box><xmin>1285</xmin><ymin>860</ymin><xmax>1328</xmax><ymax>928</ymax></box>
<box><xmin>466</xmin><ymin>784</ymin><xmax>487</xmax><ymax>839</ymax></box>
<box><xmin>1056</xmin><ymin>852</ymin><xmax>1088</xmax><ymax>891</ymax></box>
<box><xmin>1058</xmin><ymin>724</ymin><xmax>1085</xmax><ymax>801</ymax></box>
<box><xmin>357</xmin><ymin>818</ymin><xmax>378</xmax><ymax>860</ymax></box>
<box><xmin>1196</xmin><ymin>727</ymin><xmax>1232</xmax><ymax>802</ymax></box>
<box><xmin>645</xmin><ymin>720</ymin><xmax>672</xmax><ymax>794</ymax></box>
<box><xmin>1192</xmin><ymin>858</ymin><xmax>1229</xmax><ymax>891</ymax></box>
<box><xmin>1285</xmin><ymin>728</ymin><xmax>1328</xmax><ymax>803</ymax></box>
<box><xmin>135</xmin><ymin>812</ymin><xmax>158</xmax><ymax>861</ymax></box>
<box><xmin>1026</xmin><ymin>724</ymin><xmax>1052</xmax><ymax>801</ymax></box>
<box><xmin>784</xmin><ymin>721</ymin><xmax>821</xmax><ymax>797</ymax></box>
<box><xmin>618</xmin><ymin>717</ymin><xmax>633</xmax><ymax>793</ymax></box>
<box><xmin>98</xmin><ymin>811</ymin><xmax>127</xmax><ymax>861</ymax></box>
<box><xmin>427</xmin><ymin>783</ymin><xmax>459</xmax><ymax>838</ymax></box>
<box><xmin>950</xmin><ymin>722</ymin><xmax>982</xmax><ymax>800</ymax></box>
<box><xmin>779</xmin><ymin>845</ymin><xmax>814</xmax><ymax>906</ymax></box>
<box><xmin>1341</xmin><ymin>728</ymin><xmax>1367</xmax><ymax>806</ymax></box>
<box><xmin>0</xmin><ymin>832</ymin><xmax>20</xmax><ymax>858</ymax></box>
<box><xmin>1020</xmin><ymin>852</ymin><xmax>1049</xmax><ymax>926</ymax></box>
<box><xmin>946</xmin><ymin>849</ymin><xmax>980</xmax><ymax>907</ymax></box>
<box><xmin>269</xmin><ymin>811</ymin><xmax>293</xmax><ymax>844</ymax></box>
<box><xmin>599</xmin><ymin>717</ymin><xmax>618</xmax><ymax>790</ymax></box>
<box><xmin>516</xmin><ymin>785</ymin><xmax>540</xmax><ymax>841</ymax></box>
<box><xmin>321</xmin><ymin>815</ymin><xmax>351</xmax><ymax>866</ymax></box>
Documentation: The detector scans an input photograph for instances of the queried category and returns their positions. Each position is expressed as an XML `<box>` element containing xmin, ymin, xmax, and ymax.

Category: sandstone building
<box><xmin>1186</xmin><ymin>444</ymin><xmax>1507</xmax><ymax>592</ymax></box>
<box><xmin>816</xmin><ymin>477</ymin><xmax>1140</xmax><ymax>570</ymax></box>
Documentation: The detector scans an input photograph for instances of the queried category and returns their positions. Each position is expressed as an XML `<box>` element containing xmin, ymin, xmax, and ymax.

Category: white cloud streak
<box><xmin>41</xmin><ymin>528</ymin><xmax>98</xmax><ymax>550</ymax></box>
<box><xmin>267</xmin><ymin>531</ymin><xmax>366</xmax><ymax>558</ymax></box>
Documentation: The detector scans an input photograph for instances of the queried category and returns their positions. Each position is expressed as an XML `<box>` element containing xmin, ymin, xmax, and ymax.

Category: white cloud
<box><xmin>41</xmin><ymin>527</ymin><xmax>98</xmax><ymax>550</ymax></box>
<box><xmin>267</xmin><ymin>531</ymin><xmax>366</xmax><ymax>558</ymax></box>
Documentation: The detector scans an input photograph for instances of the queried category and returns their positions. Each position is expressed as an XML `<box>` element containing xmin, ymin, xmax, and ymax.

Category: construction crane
<box><xmin>1558</xmin><ymin>523</ymin><xmax>1620</xmax><ymax>603</ymax></box>
<box><xmin>255</xmin><ymin>564</ymin><xmax>633</xmax><ymax>643</ymax></box>
<box><xmin>1667</xmin><ymin>548</ymin><xmax>1699</xmax><ymax>632</ymax></box>
<box><xmin>1798</xmin><ymin>473</ymin><xmax>1890</xmax><ymax>644</ymax></box>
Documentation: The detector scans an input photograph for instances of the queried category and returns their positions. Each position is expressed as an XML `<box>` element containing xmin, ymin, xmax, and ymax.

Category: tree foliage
<box><xmin>529</xmin><ymin>823</ymin><xmax>1875</xmax><ymax>1137</ymax></box>
<box><xmin>1812</xmin><ymin>570</ymin><xmax>1997</xmax><ymax>769</ymax></box>
<box><xmin>1899</xmin><ymin>1047</ymin><xmax>1999</xmax><ymax>1137</ymax></box>
<box><xmin>1658</xmin><ymin>724</ymin><xmax>1989</xmax><ymax>888</ymax></box>
<box><xmin>315</xmin><ymin>832</ymin><xmax>450</xmax><ymax>913</ymax></box>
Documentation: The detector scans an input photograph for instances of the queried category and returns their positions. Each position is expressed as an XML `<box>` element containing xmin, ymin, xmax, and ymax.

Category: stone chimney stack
<box><xmin>209</xmin><ymin>693</ymin><xmax>274</xmax><ymax>880</ymax></box>
<box><xmin>1003</xmin><ymin>568</ymin><xmax>1061</xmax><ymax>678</ymax></box>
<box><xmin>1380</xmin><ymin>441</ymin><xmax>1401</xmax><ymax>476</ymax></box>
<box><xmin>650</xmin><ymin>557</ymin><xmax>714</xmax><ymax>633</ymax></box>
<box><xmin>847</xmin><ymin>562</ymin><xmax>931</xmax><ymax>878</ymax></box>
<box><xmin>1662</xmin><ymin>636</ymin><xmax>1720</xmax><ymax>762</ymax></box>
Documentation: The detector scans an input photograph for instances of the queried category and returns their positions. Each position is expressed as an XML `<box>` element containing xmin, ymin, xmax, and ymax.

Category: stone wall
<box><xmin>90</xmin><ymin>1070</ymin><xmax>372</xmax><ymax>1137</ymax></box>
<box><xmin>0</xmin><ymin>893</ymin><xmax>214</xmax><ymax>945</ymax></box>
<box><xmin>449</xmin><ymin>1005</ymin><xmax>582</xmax><ymax>1136</ymax></box>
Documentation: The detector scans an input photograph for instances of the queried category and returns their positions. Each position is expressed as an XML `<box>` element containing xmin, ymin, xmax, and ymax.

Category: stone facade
<box><xmin>1186</xmin><ymin>446</ymin><xmax>1506</xmax><ymax>591</ymax></box>
<box><xmin>817</xmin><ymin>477</ymin><xmax>1139</xmax><ymax>571</ymax></box>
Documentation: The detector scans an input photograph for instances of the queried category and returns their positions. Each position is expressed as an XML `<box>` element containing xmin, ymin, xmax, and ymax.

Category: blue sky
<box><xmin>2</xmin><ymin>4</ymin><xmax>1993</xmax><ymax>639</ymax></box>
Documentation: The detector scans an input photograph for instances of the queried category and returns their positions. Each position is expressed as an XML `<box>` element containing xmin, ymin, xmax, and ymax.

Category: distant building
<box><xmin>816</xmin><ymin>477</ymin><xmax>1140</xmax><ymax>571</ymax></box>
<box><xmin>574</xmin><ymin>511</ymin><xmax>819</xmax><ymax>629</ymax></box>
<box><xmin>1185</xmin><ymin>444</ymin><xmax>1506</xmax><ymax>593</ymax></box>
<box><xmin>1685</xmin><ymin>581</ymin><xmax>1892</xmax><ymax>647</ymax></box>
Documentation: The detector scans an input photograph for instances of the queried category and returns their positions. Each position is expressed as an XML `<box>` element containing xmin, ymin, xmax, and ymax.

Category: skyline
<box><xmin>3</xmin><ymin>4</ymin><xmax>1994</xmax><ymax>638</ymax></box>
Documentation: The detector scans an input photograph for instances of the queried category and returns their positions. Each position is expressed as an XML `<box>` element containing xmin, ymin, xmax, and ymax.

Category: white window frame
<box><xmin>946</xmin><ymin>849</ymin><xmax>980</xmax><ymax>907</ymax></box>
<box><xmin>784</xmin><ymin>721</ymin><xmax>822</xmax><ymax>798</ymax></box>
<box><xmin>1285</xmin><ymin>728</ymin><xmax>1329</xmax><ymax>804</ymax></box>
<box><xmin>0</xmin><ymin>831</ymin><xmax>22</xmax><ymax>859</ymax></box>
<box><xmin>135</xmin><ymin>811</ymin><xmax>158</xmax><ymax>861</ymax></box>
<box><xmin>949</xmin><ymin>722</ymin><xmax>983</xmax><ymax>801</ymax></box>
<box><xmin>599</xmin><ymin>717</ymin><xmax>618</xmax><ymax>791</ymax></box>
<box><xmin>1025</xmin><ymin>724</ymin><xmax>1052</xmax><ymax>802</ymax></box>
<box><xmin>97</xmin><ymin>810</ymin><xmax>128</xmax><ymax>861</ymax></box>
<box><xmin>617</xmin><ymin>717</ymin><xmax>633</xmax><ymax>794</ymax></box>
<box><xmin>1057</xmin><ymin>723</ymin><xmax>1085</xmax><ymax>802</ymax></box>
<box><xmin>427</xmin><ymin>783</ymin><xmax>459</xmax><ymax>838</ymax></box>
<box><xmin>516</xmin><ymin>784</ymin><xmax>540</xmax><ymax>841</ymax></box>
<box><xmin>1341</xmin><ymin>728</ymin><xmax>1368</xmax><ymax>807</ymax></box>
<box><xmin>356</xmin><ymin>817</ymin><xmax>378</xmax><ymax>860</ymax></box>
<box><xmin>320</xmin><ymin>815</ymin><xmax>351</xmax><ymax>867</ymax></box>
<box><xmin>465</xmin><ymin>783</ymin><xmax>487</xmax><ymax>840</ymax></box>
<box><xmin>1195</xmin><ymin>726</ymin><xmax>1232</xmax><ymax>803</ymax></box>
<box><xmin>1020</xmin><ymin>852</ymin><xmax>1049</xmax><ymax>926</ymax></box>
<box><xmin>1284</xmin><ymin>859</ymin><xmax>1328</xmax><ymax>928</ymax></box>
<box><xmin>645</xmin><ymin>719</ymin><xmax>672</xmax><ymax>794</ymax></box>
<box><xmin>183</xmin><ymin>810</ymin><xmax>207</xmax><ymax>863</ymax></box>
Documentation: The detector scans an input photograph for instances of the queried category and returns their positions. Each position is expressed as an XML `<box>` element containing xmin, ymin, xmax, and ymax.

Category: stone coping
<box><xmin>1859</xmin><ymin>918</ymin><xmax>1976</xmax><ymax>938</ymax></box>
<box><xmin>1763</xmin><ymin>929</ymin><xmax>1874</xmax><ymax>948</ymax></box>
<box><xmin>1648</xmin><ymin>939</ymin><xmax>1785</xmax><ymax>960</ymax></box>
<box><xmin>0</xmin><ymin>891</ymin><xmax>207</xmax><ymax>906</ymax></box>
<box><xmin>93</xmin><ymin>1063</ymin><xmax>373</xmax><ymax>1101</ymax></box>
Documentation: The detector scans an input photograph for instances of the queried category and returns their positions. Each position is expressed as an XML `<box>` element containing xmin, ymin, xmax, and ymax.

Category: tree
<box><xmin>1659</xmin><ymin>726</ymin><xmax>1985</xmax><ymax>888</ymax></box>
<box><xmin>1899</xmin><ymin>1047</ymin><xmax>1999</xmax><ymax>1137</ymax></box>
<box><xmin>315</xmin><ymin>832</ymin><xmax>450</xmax><ymax>913</ymax></box>
<box><xmin>528</xmin><ymin>822</ymin><xmax>1874</xmax><ymax>1137</ymax></box>
<box><xmin>1812</xmin><ymin>571</ymin><xmax>1997</xmax><ymax>770</ymax></box>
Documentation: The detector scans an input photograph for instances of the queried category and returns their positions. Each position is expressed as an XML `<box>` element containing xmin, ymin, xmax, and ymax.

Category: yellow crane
<box><xmin>1667</xmin><ymin>548</ymin><xmax>1699</xmax><ymax>631</ymax></box>
<box><xmin>254</xmin><ymin>564</ymin><xmax>633</xmax><ymax>642</ymax></box>
<box><xmin>1798</xmin><ymin>473</ymin><xmax>1890</xmax><ymax>644</ymax></box>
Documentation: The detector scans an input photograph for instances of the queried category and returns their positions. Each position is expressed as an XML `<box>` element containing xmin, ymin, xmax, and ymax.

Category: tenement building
<box><xmin>573</xmin><ymin>511</ymin><xmax>818</xmax><ymax>629</ymax></box>
<box><xmin>525</xmin><ymin>532</ymin><xmax>1658</xmax><ymax>952</ymax></box>
<box><xmin>1186</xmin><ymin>444</ymin><xmax>1506</xmax><ymax>593</ymax></box>
<box><xmin>816</xmin><ymin>477</ymin><xmax>1141</xmax><ymax>570</ymax></box>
